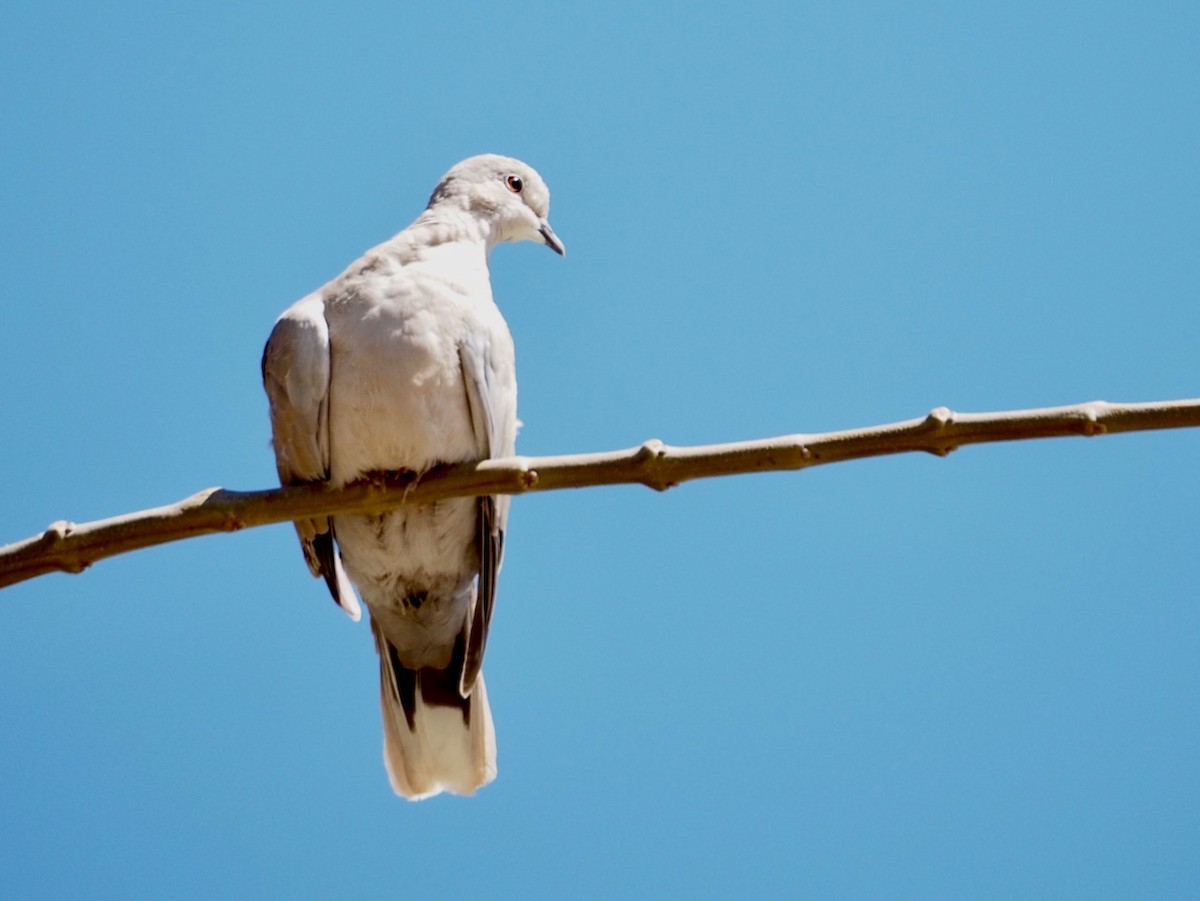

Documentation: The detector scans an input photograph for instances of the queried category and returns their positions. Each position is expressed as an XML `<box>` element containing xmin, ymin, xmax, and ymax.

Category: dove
<box><xmin>261</xmin><ymin>154</ymin><xmax>564</xmax><ymax>799</ymax></box>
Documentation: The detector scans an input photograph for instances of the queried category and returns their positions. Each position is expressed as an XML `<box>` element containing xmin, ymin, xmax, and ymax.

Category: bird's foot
<box><xmin>364</xmin><ymin>468</ymin><xmax>419</xmax><ymax>488</ymax></box>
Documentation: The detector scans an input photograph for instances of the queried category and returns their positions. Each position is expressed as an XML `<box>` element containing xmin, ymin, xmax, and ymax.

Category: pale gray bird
<box><xmin>261</xmin><ymin>154</ymin><xmax>564</xmax><ymax>799</ymax></box>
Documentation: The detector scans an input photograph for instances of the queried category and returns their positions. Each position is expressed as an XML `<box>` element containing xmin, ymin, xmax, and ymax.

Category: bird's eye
<box><xmin>504</xmin><ymin>174</ymin><xmax>523</xmax><ymax>194</ymax></box>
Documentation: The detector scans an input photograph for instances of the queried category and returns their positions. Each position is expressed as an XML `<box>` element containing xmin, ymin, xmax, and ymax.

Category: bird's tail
<box><xmin>372</xmin><ymin>620</ymin><xmax>496</xmax><ymax>800</ymax></box>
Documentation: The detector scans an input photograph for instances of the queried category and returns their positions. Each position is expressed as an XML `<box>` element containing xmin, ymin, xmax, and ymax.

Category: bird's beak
<box><xmin>539</xmin><ymin>221</ymin><xmax>566</xmax><ymax>257</ymax></box>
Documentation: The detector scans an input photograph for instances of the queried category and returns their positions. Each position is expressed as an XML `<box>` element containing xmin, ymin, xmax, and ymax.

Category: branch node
<box><xmin>635</xmin><ymin>439</ymin><xmax>666</xmax><ymax>461</ymax></box>
<box><xmin>917</xmin><ymin>408</ymin><xmax>959</xmax><ymax>455</ymax></box>
<box><xmin>634</xmin><ymin>439</ymin><xmax>675</xmax><ymax>491</ymax></box>
<box><xmin>1079</xmin><ymin>405</ymin><xmax>1108</xmax><ymax>436</ymax></box>
<box><xmin>41</xmin><ymin>523</ymin><xmax>89</xmax><ymax>573</ymax></box>
<box><xmin>924</xmin><ymin>406</ymin><xmax>954</xmax><ymax>430</ymax></box>
<box><xmin>46</xmin><ymin>520</ymin><xmax>76</xmax><ymax>541</ymax></box>
<box><xmin>924</xmin><ymin>444</ymin><xmax>958</xmax><ymax>458</ymax></box>
<box><xmin>519</xmin><ymin>469</ymin><xmax>540</xmax><ymax>489</ymax></box>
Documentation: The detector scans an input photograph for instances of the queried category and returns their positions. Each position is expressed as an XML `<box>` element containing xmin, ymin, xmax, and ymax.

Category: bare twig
<box><xmin>2</xmin><ymin>397</ymin><xmax>1198</xmax><ymax>590</ymax></box>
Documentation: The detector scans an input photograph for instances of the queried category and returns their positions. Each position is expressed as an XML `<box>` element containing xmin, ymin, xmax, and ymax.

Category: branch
<box><xmin>3</xmin><ymin>398</ymin><xmax>1198</xmax><ymax>590</ymax></box>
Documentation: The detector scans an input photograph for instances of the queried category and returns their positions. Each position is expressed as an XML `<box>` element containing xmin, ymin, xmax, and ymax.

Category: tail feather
<box><xmin>373</xmin><ymin>620</ymin><xmax>496</xmax><ymax>800</ymax></box>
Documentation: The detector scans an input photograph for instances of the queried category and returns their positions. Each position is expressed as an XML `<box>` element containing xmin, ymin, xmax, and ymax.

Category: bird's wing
<box><xmin>262</xmin><ymin>294</ymin><xmax>361</xmax><ymax>621</ymax></box>
<box><xmin>458</xmin><ymin>331</ymin><xmax>515</xmax><ymax>693</ymax></box>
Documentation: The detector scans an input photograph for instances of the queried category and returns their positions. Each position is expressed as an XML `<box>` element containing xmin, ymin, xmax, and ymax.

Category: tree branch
<box><xmin>3</xmin><ymin>397</ymin><xmax>1198</xmax><ymax>590</ymax></box>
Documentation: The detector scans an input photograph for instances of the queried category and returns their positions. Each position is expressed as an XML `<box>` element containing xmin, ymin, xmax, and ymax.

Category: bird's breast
<box><xmin>323</xmin><ymin>272</ymin><xmax>512</xmax><ymax>485</ymax></box>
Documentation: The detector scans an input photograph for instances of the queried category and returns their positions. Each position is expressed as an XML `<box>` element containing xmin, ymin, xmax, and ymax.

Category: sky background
<box><xmin>1</xmin><ymin>2</ymin><xmax>1198</xmax><ymax>898</ymax></box>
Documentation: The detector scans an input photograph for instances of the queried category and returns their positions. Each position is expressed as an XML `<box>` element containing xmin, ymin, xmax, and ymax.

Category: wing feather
<box><xmin>262</xmin><ymin>295</ymin><xmax>361</xmax><ymax>620</ymax></box>
<box><xmin>458</xmin><ymin>335</ymin><xmax>514</xmax><ymax>693</ymax></box>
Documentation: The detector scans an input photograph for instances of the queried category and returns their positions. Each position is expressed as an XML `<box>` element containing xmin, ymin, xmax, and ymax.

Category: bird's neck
<box><xmin>396</xmin><ymin>207</ymin><xmax>500</xmax><ymax>257</ymax></box>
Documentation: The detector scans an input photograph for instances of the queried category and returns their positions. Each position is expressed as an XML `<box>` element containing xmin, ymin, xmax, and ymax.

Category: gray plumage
<box><xmin>262</xmin><ymin>154</ymin><xmax>564</xmax><ymax>799</ymax></box>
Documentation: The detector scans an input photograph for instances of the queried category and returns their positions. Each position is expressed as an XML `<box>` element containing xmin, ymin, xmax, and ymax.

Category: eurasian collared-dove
<box><xmin>262</xmin><ymin>154</ymin><xmax>564</xmax><ymax>799</ymax></box>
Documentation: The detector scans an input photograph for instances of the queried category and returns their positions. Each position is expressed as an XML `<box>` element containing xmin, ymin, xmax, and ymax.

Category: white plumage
<box><xmin>262</xmin><ymin>155</ymin><xmax>564</xmax><ymax>799</ymax></box>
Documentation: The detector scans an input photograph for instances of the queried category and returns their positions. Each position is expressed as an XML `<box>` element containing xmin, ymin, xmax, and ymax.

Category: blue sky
<box><xmin>1</xmin><ymin>2</ymin><xmax>1198</xmax><ymax>897</ymax></box>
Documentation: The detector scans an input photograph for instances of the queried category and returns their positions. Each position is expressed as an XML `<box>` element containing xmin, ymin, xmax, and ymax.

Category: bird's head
<box><xmin>427</xmin><ymin>154</ymin><xmax>565</xmax><ymax>256</ymax></box>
